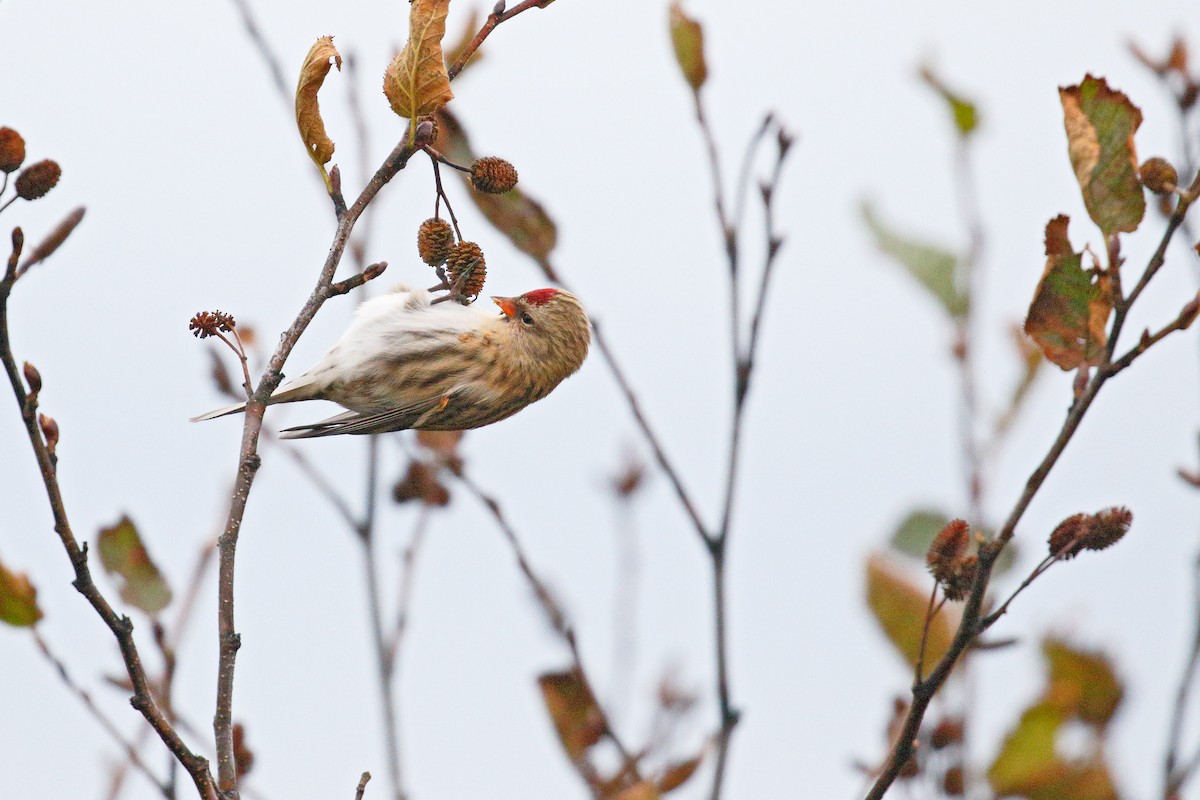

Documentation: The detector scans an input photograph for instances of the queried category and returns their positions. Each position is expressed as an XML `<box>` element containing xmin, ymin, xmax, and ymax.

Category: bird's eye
<box><xmin>520</xmin><ymin>313</ymin><xmax>535</xmax><ymax>326</ymax></box>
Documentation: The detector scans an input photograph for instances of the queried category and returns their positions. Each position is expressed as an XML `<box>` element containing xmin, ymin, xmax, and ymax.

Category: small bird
<box><xmin>192</xmin><ymin>285</ymin><xmax>590</xmax><ymax>438</ymax></box>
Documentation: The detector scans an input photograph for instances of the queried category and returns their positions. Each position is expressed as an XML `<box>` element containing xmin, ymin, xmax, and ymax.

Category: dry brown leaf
<box><xmin>0</xmin><ymin>559</ymin><xmax>43</xmax><ymax>627</ymax></box>
<box><xmin>384</xmin><ymin>0</ymin><xmax>454</xmax><ymax>121</ymax></box>
<box><xmin>1024</xmin><ymin>215</ymin><xmax>1112</xmax><ymax>370</ymax></box>
<box><xmin>434</xmin><ymin>109</ymin><xmax>557</xmax><ymax>260</ymax></box>
<box><xmin>295</xmin><ymin>36</ymin><xmax>342</xmax><ymax>173</ymax></box>
<box><xmin>657</xmin><ymin>755</ymin><xmax>703</xmax><ymax>793</ymax></box>
<box><xmin>538</xmin><ymin>668</ymin><xmax>605</xmax><ymax>761</ymax></box>
<box><xmin>615</xmin><ymin>783</ymin><xmax>661</xmax><ymax>800</ymax></box>
<box><xmin>1059</xmin><ymin>76</ymin><xmax>1145</xmax><ymax>236</ymax></box>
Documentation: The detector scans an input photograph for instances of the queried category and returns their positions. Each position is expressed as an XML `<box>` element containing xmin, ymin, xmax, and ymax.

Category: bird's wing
<box><xmin>277</xmin><ymin>394</ymin><xmax>453</xmax><ymax>439</ymax></box>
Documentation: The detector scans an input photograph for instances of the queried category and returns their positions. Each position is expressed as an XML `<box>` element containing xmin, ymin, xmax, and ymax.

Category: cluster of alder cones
<box><xmin>416</xmin><ymin>156</ymin><xmax>518</xmax><ymax>301</ymax></box>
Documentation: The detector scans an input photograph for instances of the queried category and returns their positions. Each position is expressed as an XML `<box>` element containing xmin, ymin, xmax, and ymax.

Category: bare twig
<box><xmin>588</xmin><ymin>319</ymin><xmax>712</xmax><ymax>546</ymax></box>
<box><xmin>384</xmin><ymin>507</ymin><xmax>433</xmax><ymax>668</ymax></box>
<box><xmin>446</xmin><ymin>0</ymin><xmax>553</xmax><ymax>82</ymax></box>
<box><xmin>228</xmin><ymin>0</ymin><xmax>288</xmax><ymax>101</ymax></box>
<box><xmin>455</xmin><ymin>468</ymin><xmax>642</xmax><ymax>778</ymax></box>
<box><xmin>31</xmin><ymin>629</ymin><xmax>171</xmax><ymax>797</ymax></box>
<box><xmin>864</xmin><ymin>168</ymin><xmax>1200</xmax><ymax>800</ymax></box>
<box><xmin>707</xmin><ymin>120</ymin><xmax>790</xmax><ymax>800</ymax></box>
<box><xmin>213</xmin><ymin>137</ymin><xmax>418</xmax><ymax>798</ymax></box>
<box><xmin>951</xmin><ymin>136</ymin><xmax>986</xmax><ymax>526</ymax></box>
<box><xmin>1</xmin><ymin>228</ymin><xmax>217</xmax><ymax>798</ymax></box>
<box><xmin>1165</xmin><ymin>555</ymin><xmax>1200</xmax><ymax>799</ymax></box>
<box><xmin>359</xmin><ymin>434</ymin><xmax>407</xmax><ymax>800</ymax></box>
<box><xmin>355</xmin><ymin>772</ymin><xmax>372</xmax><ymax>800</ymax></box>
<box><xmin>328</xmin><ymin>261</ymin><xmax>388</xmax><ymax>297</ymax></box>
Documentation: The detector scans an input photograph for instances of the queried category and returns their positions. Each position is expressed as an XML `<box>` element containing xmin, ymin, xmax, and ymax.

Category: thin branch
<box><xmin>446</xmin><ymin>0</ymin><xmax>553</xmax><ymax>82</ymax></box>
<box><xmin>328</xmin><ymin>261</ymin><xmax>388</xmax><ymax>297</ymax></box>
<box><xmin>952</xmin><ymin>136</ymin><xmax>987</xmax><ymax>526</ymax></box>
<box><xmin>864</xmin><ymin>168</ymin><xmax>1200</xmax><ymax>800</ymax></box>
<box><xmin>355</xmin><ymin>773</ymin><xmax>372</xmax><ymax>800</ymax></box>
<box><xmin>1164</xmin><ymin>555</ymin><xmax>1200</xmax><ymax>799</ymax></box>
<box><xmin>455</xmin><ymin>468</ymin><xmax>642</xmax><ymax>776</ymax></box>
<box><xmin>31</xmin><ymin>629</ymin><xmax>171</xmax><ymax>797</ymax></box>
<box><xmin>589</xmin><ymin>318</ymin><xmax>712</xmax><ymax>546</ymax></box>
<box><xmin>708</xmin><ymin>121</ymin><xmax>791</xmax><ymax>800</ymax></box>
<box><xmin>384</xmin><ymin>507</ymin><xmax>433</xmax><ymax>668</ymax></box>
<box><xmin>227</xmin><ymin>0</ymin><xmax>288</xmax><ymax>101</ymax></box>
<box><xmin>273</xmin><ymin>437</ymin><xmax>361</xmax><ymax>532</ymax></box>
<box><xmin>0</xmin><ymin>228</ymin><xmax>216</xmax><ymax>799</ymax></box>
<box><xmin>1103</xmin><ymin>292</ymin><xmax>1200</xmax><ymax>377</ymax></box>
<box><xmin>359</xmin><ymin>434</ymin><xmax>407</xmax><ymax>800</ymax></box>
<box><xmin>730</xmin><ymin>115</ymin><xmax>774</xmax><ymax>233</ymax></box>
<box><xmin>213</xmin><ymin>136</ymin><xmax>419</xmax><ymax>797</ymax></box>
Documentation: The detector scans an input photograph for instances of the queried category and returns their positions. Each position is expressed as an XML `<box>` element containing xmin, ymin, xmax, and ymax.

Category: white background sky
<box><xmin>3</xmin><ymin>1</ymin><xmax>1200</xmax><ymax>798</ymax></box>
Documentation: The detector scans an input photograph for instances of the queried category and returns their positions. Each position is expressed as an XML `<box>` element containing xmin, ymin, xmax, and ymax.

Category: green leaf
<box><xmin>1059</xmin><ymin>75</ymin><xmax>1145</xmax><ymax>236</ymax></box>
<box><xmin>889</xmin><ymin>509</ymin><xmax>1017</xmax><ymax>577</ymax></box>
<box><xmin>0</xmin><ymin>558</ymin><xmax>42</xmax><ymax>626</ymax></box>
<box><xmin>919</xmin><ymin>65</ymin><xmax>979</xmax><ymax>137</ymax></box>
<box><xmin>668</xmin><ymin>2</ymin><xmax>707</xmax><ymax>91</ymax></box>
<box><xmin>435</xmin><ymin>109</ymin><xmax>557</xmax><ymax>260</ymax></box>
<box><xmin>988</xmin><ymin>639</ymin><xmax>1122</xmax><ymax>800</ymax></box>
<box><xmin>1024</xmin><ymin>215</ymin><xmax>1112</xmax><ymax>370</ymax></box>
<box><xmin>97</xmin><ymin>515</ymin><xmax>172</xmax><ymax>614</ymax></box>
<box><xmin>862</xmin><ymin>202</ymin><xmax>967</xmax><ymax>318</ymax></box>
<box><xmin>889</xmin><ymin>509</ymin><xmax>951</xmax><ymax>559</ymax></box>
<box><xmin>865</xmin><ymin>552</ymin><xmax>958</xmax><ymax>668</ymax></box>
<box><xmin>988</xmin><ymin>701</ymin><xmax>1065</xmax><ymax>793</ymax></box>
<box><xmin>1043</xmin><ymin>638</ymin><xmax>1123</xmax><ymax>727</ymax></box>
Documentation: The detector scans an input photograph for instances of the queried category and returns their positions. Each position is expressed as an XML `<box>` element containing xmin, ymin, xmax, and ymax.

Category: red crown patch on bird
<box><xmin>522</xmin><ymin>288</ymin><xmax>560</xmax><ymax>306</ymax></box>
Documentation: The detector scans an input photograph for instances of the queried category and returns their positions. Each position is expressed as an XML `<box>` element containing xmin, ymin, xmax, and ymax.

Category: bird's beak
<box><xmin>492</xmin><ymin>296</ymin><xmax>518</xmax><ymax>318</ymax></box>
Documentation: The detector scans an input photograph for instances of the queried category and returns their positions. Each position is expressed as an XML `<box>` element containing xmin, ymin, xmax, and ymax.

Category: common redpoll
<box><xmin>192</xmin><ymin>285</ymin><xmax>590</xmax><ymax>438</ymax></box>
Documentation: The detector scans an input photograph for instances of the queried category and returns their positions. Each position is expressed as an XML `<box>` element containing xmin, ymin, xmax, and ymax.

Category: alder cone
<box><xmin>15</xmin><ymin>160</ymin><xmax>61</xmax><ymax>200</ymax></box>
<box><xmin>417</xmin><ymin>217</ymin><xmax>455</xmax><ymax>266</ymax></box>
<box><xmin>470</xmin><ymin>156</ymin><xmax>518</xmax><ymax>194</ymax></box>
<box><xmin>0</xmin><ymin>127</ymin><xmax>25</xmax><ymax>173</ymax></box>
<box><xmin>447</xmin><ymin>241</ymin><xmax>486</xmax><ymax>298</ymax></box>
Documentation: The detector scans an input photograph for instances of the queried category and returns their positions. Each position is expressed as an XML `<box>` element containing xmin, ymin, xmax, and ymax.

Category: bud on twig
<box><xmin>1139</xmin><ymin>157</ymin><xmax>1178</xmax><ymax>194</ymax></box>
<box><xmin>0</xmin><ymin>128</ymin><xmax>26</xmax><ymax>173</ymax></box>
<box><xmin>14</xmin><ymin>160</ymin><xmax>61</xmax><ymax>200</ymax></box>
<box><xmin>17</xmin><ymin>207</ymin><xmax>85</xmax><ymax>275</ymax></box>
<box><xmin>22</xmin><ymin>361</ymin><xmax>42</xmax><ymax>397</ymax></box>
<box><xmin>414</xmin><ymin>118</ymin><xmax>437</xmax><ymax>147</ymax></box>
<box><xmin>38</xmin><ymin>413</ymin><xmax>59</xmax><ymax>457</ymax></box>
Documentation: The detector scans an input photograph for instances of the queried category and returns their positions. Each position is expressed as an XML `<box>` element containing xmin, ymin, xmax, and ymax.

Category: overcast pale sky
<box><xmin>3</xmin><ymin>1</ymin><xmax>1200</xmax><ymax>798</ymax></box>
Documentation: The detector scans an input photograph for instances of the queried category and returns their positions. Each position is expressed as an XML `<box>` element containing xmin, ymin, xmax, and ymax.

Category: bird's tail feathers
<box><xmin>190</xmin><ymin>377</ymin><xmax>322</xmax><ymax>424</ymax></box>
<box><xmin>189</xmin><ymin>401</ymin><xmax>247</xmax><ymax>423</ymax></box>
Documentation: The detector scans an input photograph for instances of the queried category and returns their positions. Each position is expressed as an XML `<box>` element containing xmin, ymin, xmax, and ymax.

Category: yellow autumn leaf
<box><xmin>384</xmin><ymin>0</ymin><xmax>454</xmax><ymax>123</ymax></box>
<box><xmin>865</xmin><ymin>552</ymin><xmax>958</xmax><ymax>669</ymax></box>
<box><xmin>295</xmin><ymin>35</ymin><xmax>342</xmax><ymax>180</ymax></box>
<box><xmin>668</xmin><ymin>2</ymin><xmax>707</xmax><ymax>91</ymax></box>
<box><xmin>538</xmin><ymin>668</ymin><xmax>605</xmax><ymax>761</ymax></box>
<box><xmin>0</xmin><ymin>558</ymin><xmax>42</xmax><ymax>627</ymax></box>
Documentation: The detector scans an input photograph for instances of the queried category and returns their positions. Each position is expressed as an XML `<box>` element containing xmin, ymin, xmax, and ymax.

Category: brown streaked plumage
<box><xmin>191</xmin><ymin>286</ymin><xmax>590</xmax><ymax>438</ymax></box>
